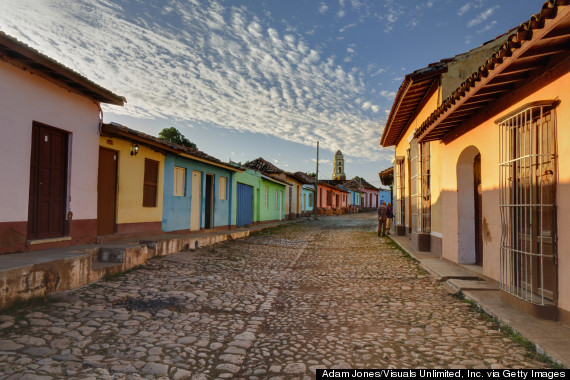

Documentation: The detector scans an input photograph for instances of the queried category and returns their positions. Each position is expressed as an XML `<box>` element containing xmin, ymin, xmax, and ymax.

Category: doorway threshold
<box><xmin>28</xmin><ymin>236</ymin><xmax>72</xmax><ymax>245</ymax></box>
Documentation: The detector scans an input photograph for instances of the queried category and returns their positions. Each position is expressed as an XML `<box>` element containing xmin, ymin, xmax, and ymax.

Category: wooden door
<box><xmin>190</xmin><ymin>171</ymin><xmax>201</xmax><ymax>231</ymax></box>
<box><xmin>27</xmin><ymin>123</ymin><xmax>68</xmax><ymax>240</ymax></box>
<box><xmin>236</xmin><ymin>183</ymin><xmax>254</xmax><ymax>226</ymax></box>
<box><xmin>97</xmin><ymin>148</ymin><xmax>118</xmax><ymax>235</ymax></box>
<box><xmin>474</xmin><ymin>153</ymin><xmax>483</xmax><ymax>266</ymax></box>
<box><xmin>205</xmin><ymin>174</ymin><xmax>214</xmax><ymax>229</ymax></box>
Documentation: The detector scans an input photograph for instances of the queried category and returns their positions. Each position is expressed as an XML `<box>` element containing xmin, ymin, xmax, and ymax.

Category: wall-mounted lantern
<box><xmin>131</xmin><ymin>143</ymin><xmax>139</xmax><ymax>156</ymax></box>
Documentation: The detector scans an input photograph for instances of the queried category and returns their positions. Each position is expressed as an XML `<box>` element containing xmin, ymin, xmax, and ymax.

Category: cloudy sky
<box><xmin>0</xmin><ymin>0</ymin><xmax>542</xmax><ymax>185</ymax></box>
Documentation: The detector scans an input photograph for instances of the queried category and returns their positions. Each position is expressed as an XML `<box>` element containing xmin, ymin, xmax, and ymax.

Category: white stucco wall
<box><xmin>0</xmin><ymin>62</ymin><xmax>101</xmax><ymax>223</ymax></box>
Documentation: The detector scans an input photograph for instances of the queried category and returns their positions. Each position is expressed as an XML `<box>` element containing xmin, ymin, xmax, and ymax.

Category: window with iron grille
<box><xmin>498</xmin><ymin>101</ymin><xmax>557</xmax><ymax>306</ymax></box>
<box><xmin>421</xmin><ymin>142</ymin><xmax>431</xmax><ymax>232</ymax></box>
<box><xmin>143</xmin><ymin>159</ymin><xmax>159</xmax><ymax>207</ymax></box>
<box><xmin>395</xmin><ymin>158</ymin><xmax>405</xmax><ymax>226</ymax></box>
<box><xmin>326</xmin><ymin>190</ymin><xmax>332</xmax><ymax>206</ymax></box>
<box><xmin>410</xmin><ymin>140</ymin><xmax>431</xmax><ymax>233</ymax></box>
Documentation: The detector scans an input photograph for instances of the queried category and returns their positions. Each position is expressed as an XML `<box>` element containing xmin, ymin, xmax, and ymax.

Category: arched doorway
<box><xmin>456</xmin><ymin>146</ymin><xmax>482</xmax><ymax>265</ymax></box>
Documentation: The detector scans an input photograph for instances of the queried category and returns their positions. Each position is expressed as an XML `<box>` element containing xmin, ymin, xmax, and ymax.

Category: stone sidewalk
<box><xmin>0</xmin><ymin>214</ymin><xmax>554</xmax><ymax>379</ymax></box>
<box><xmin>388</xmin><ymin>233</ymin><xmax>570</xmax><ymax>368</ymax></box>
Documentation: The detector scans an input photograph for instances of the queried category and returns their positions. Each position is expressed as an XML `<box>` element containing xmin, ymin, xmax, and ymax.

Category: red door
<box><xmin>97</xmin><ymin>148</ymin><xmax>118</xmax><ymax>234</ymax></box>
<box><xmin>27</xmin><ymin>123</ymin><xmax>68</xmax><ymax>240</ymax></box>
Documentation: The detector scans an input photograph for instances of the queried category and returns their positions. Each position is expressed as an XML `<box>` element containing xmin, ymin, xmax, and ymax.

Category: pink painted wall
<box><xmin>0</xmin><ymin>62</ymin><xmax>102</xmax><ymax>225</ymax></box>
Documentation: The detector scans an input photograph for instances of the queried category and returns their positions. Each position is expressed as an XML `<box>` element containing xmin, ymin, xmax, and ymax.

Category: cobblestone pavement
<box><xmin>0</xmin><ymin>213</ymin><xmax>547</xmax><ymax>379</ymax></box>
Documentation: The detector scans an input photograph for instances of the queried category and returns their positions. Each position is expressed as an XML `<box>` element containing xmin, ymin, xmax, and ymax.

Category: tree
<box><xmin>158</xmin><ymin>127</ymin><xmax>197</xmax><ymax>149</ymax></box>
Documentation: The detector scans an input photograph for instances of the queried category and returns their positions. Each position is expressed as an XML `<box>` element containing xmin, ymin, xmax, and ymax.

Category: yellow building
<box><xmin>98</xmin><ymin>124</ymin><xmax>165</xmax><ymax>237</ymax></box>
<box><xmin>381</xmin><ymin>36</ymin><xmax>507</xmax><ymax>254</ymax></box>
<box><xmin>382</xmin><ymin>1</ymin><xmax>570</xmax><ymax>324</ymax></box>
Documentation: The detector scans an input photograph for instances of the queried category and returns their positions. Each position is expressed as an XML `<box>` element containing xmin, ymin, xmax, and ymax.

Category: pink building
<box><xmin>316</xmin><ymin>182</ymin><xmax>349</xmax><ymax>212</ymax></box>
<box><xmin>0</xmin><ymin>32</ymin><xmax>124</xmax><ymax>254</ymax></box>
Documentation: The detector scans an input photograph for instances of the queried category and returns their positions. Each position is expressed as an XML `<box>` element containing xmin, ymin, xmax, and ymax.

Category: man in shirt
<box><xmin>378</xmin><ymin>201</ymin><xmax>388</xmax><ymax>237</ymax></box>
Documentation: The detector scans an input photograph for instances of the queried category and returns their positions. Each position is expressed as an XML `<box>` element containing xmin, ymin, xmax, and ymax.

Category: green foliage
<box><xmin>158</xmin><ymin>127</ymin><xmax>197</xmax><ymax>149</ymax></box>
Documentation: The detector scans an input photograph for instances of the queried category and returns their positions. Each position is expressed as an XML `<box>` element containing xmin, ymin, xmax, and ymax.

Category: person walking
<box><xmin>386</xmin><ymin>202</ymin><xmax>394</xmax><ymax>235</ymax></box>
<box><xmin>377</xmin><ymin>201</ymin><xmax>388</xmax><ymax>237</ymax></box>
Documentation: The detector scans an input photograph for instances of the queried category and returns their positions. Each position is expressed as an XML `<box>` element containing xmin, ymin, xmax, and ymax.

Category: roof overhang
<box><xmin>416</xmin><ymin>1</ymin><xmax>570</xmax><ymax>143</ymax></box>
<box><xmin>101</xmin><ymin>124</ymin><xmax>243</xmax><ymax>172</ymax></box>
<box><xmin>0</xmin><ymin>32</ymin><xmax>125</xmax><ymax>105</ymax></box>
<box><xmin>380</xmin><ymin>64</ymin><xmax>447</xmax><ymax>147</ymax></box>
<box><xmin>379</xmin><ymin>167</ymin><xmax>394</xmax><ymax>187</ymax></box>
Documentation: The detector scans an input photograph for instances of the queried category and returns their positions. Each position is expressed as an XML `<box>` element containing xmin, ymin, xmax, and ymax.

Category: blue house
<box><xmin>379</xmin><ymin>189</ymin><xmax>391</xmax><ymax>206</ymax></box>
<box><xmin>301</xmin><ymin>185</ymin><xmax>315</xmax><ymax>216</ymax></box>
<box><xmin>162</xmin><ymin>151</ymin><xmax>243</xmax><ymax>232</ymax></box>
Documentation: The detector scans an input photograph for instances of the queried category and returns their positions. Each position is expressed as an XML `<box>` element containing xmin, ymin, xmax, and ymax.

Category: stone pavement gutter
<box><xmin>388</xmin><ymin>234</ymin><xmax>570</xmax><ymax>368</ymax></box>
<box><xmin>0</xmin><ymin>219</ymin><xmax>306</xmax><ymax>311</ymax></box>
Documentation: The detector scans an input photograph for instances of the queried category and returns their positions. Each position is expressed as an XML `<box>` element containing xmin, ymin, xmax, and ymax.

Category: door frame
<box><xmin>27</xmin><ymin>121</ymin><xmax>69</xmax><ymax>240</ymax></box>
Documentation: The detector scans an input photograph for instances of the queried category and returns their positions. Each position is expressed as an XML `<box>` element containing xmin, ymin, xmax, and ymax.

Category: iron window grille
<box><xmin>498</xmin><ymin>101</ymin><xmax>558</xmax><ymax>306</ymax></box>
<box><xmin>410</xmin><ymin>140</ymin><xmax>431</xmax><ymax>233</ymax></box>
<box><xmin>395</xmin><ymin>158</ymin><xmax>406</xmax><ymax>226</ymax></box>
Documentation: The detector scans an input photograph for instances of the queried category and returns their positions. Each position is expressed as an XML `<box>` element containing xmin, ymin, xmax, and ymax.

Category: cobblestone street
<box><xmin>0</xmin><ymin>213</ymin><xmax>548</xmax><ymax>379</ymax></box>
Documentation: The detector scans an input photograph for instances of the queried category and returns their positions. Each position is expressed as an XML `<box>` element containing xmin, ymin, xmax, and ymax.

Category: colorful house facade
<box><xmin>382</xmin><ymin>1</ymin><xmax>570</xmax><ymax>325</ymax></box>
<box><xmin>360</xmin><ymin>180</ymin><xmax>380</xmax><ymax>210</ymax></box>
<box><xmin>0</xmin><ymin>32</ymin><xmax>125</xmax><ymax>254</ymax></box>
<box><xmin>244</xmin><ymin>158</ymin><xmax>306</xmax><ymax>219</ymax></box>
<box><xmin>381</xmin><ymin>28</ymin><xmax>508</xmax><ymax>253</ymax></box>
<box><xmin>301</xmin><ymin>185</ymin><xmax>315</xmax><ymax>216</ymax></box>
<box><xmin>317</xmin><ymin>181</ymin><xmax>349</xmax><ymax>212</ymax></box>
<box><xmin>98</xmin><ymin>125</ymin><xmax>164</xmax><ymax>237</ymax></box>
<box><xmin>232</xmin><ymin>167</ymin><xmax>287</xmax><ymax>226</ymax></box>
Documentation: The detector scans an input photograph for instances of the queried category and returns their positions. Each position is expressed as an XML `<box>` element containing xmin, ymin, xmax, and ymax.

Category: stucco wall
<box><xmin>162</xmin><ymin>155</ymin><xmax>232</xmax><ymax>232</ymax></box>
<box><xmin>260</xmin><ymin>179</ymin><xmax>285</xmax><ymax>221</ymax></box>
<box><xmin>440</xmin><ymin>66</ymin><xmax>570</xmax><ymax>313</ymax></box>
<box><xmin>394</xmin><ymin>89</ymin><xmax>440</xmax><ymax>229</ymax></box>
<box><xmin>0</xmin><ymin>62</ymin><xmax>101</xmax><ymax>225</ymax></box>
<box><xmin>301</xmin><ymin>188</ymin><xmax>314</xmax><ymax>212</ymax></box>
<box><xmin>232</xmin><ymin>169</ymin><xmax>262</xmax><ymax>225</ymax></box>
<box><xmin>99</xmin><ymin>137</ymin><xmax>165</xmax><ymax>227</ymax></box>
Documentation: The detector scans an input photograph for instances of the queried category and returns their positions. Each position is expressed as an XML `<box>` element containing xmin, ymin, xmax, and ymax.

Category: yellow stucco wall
<box><xmin>438</xmin><ymin>67</ymin><xmax>570</xmax><ymax>313</ymax></box>
<box><xmin>99</xmin><ymin>137</ymin><xmax>164</xmax><ymax>224</ymax></box>
<box><xmin>394</xmin><ymin>88</ymin><xmax>440</xmax><ymax>232</ymax></box>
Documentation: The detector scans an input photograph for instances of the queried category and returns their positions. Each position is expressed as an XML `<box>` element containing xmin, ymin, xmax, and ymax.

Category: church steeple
<box><xmin>332</xmin><ymin>150</ymin><xmax>346</xmax><ymax>180</ymax></box>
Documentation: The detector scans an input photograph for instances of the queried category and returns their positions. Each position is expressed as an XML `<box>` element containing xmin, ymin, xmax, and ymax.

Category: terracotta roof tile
<box><xmin>102</xmin><ymin>123</ymin><xmax>238</xmax><ymax>170</ymax></box>
<box><xmin>416</xmin><ymin>0</ymin><xmax>570</xmax><ymax>142</ymax></box>
<box><xmin>244</xmin><ymin>157</ymin><xmax>284</xmax><ymax>174</ymax></box>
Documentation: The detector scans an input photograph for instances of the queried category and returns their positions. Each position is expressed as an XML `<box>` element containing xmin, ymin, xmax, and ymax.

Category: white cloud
<box><xmin>0</xmin><ymin>0</ymin><xmax>388</xmax><ymax>161</ymax></box>
<box><xmin>467</xmin><ymin>6</ymin><xmax>499</xmax><ymax>28</ymax></box>
<box><xmin>319</xmin><ymin>2</ymin><xmax>329</xmax><ymax>14</ymax></box>
<box><xmin>457</xmin><ymin>3</ymin><xmax>471</xmax><ymax>16</ymax></box>
<box><xmin>476</xmin><ymin>20</ymin><xmax>497</xmax><ymax>34</ymax></box>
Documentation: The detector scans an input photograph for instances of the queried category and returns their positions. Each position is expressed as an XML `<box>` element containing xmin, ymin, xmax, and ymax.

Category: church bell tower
<box><xmin>332</xmin><ymin>150</ymin><xmax>346</xmax><ymax>180</ymax></box>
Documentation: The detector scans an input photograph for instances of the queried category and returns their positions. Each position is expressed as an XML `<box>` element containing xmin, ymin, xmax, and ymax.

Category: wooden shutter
<box><xmin>143</xmin><ymin>159</ymin><xmax>159</xmax><ymax>207</ymax></box>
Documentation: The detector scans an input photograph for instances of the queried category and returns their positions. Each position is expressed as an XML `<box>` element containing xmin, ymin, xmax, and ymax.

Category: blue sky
<box><xmin>0</xmin><ymin>0</ymin><xmax>543</xmax><ymax>186</ymax></box>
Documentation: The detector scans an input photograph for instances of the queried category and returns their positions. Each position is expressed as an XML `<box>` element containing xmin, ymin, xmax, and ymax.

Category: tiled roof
<box><xmin>416</xmin><ymin>0</ymin><xmax>570</xmax><ymax>142</ymax></box>
<box><xmin>293</xmin><ymin>171</ymin><xmax>317</xmax><ymax>184</ymax></box>
<box><xmin>102</xmin><ymin>123</ymin><xmax>241</xmax><ymax>171</ymax></box>
<box><xmin>380</xmin><ymin>61</ymin><xmax>449</xmax><ymax>147</ymax></box>
<box><xmin>244</xmin><ymin>158</ymin><xmax>284</xmax><ymax>174</ymax></box>
<box><xmin>318</xmin><ymin>181</ymin><xmax>349</xmax><ymax>193</ymax></box>
<box><xmin>284</xmin><ymin>171</ymin><xmax>313</xmax><ymax>184</ymax></box>
<box><xmin>0</xmin><ymin>31</ymin><xmax>125</xmax><ymax>105</ymax></box>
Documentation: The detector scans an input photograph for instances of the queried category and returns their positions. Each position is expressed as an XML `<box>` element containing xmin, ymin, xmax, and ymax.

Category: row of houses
<box><xmin>379</xmin><ymin>0</ymin><xmax>570</xmax><ymax>325</ymax></box>
<box><xmin>0</xmin><ymin>31</ymin><xmax>382</xmax><ymax>256</ymax></box>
